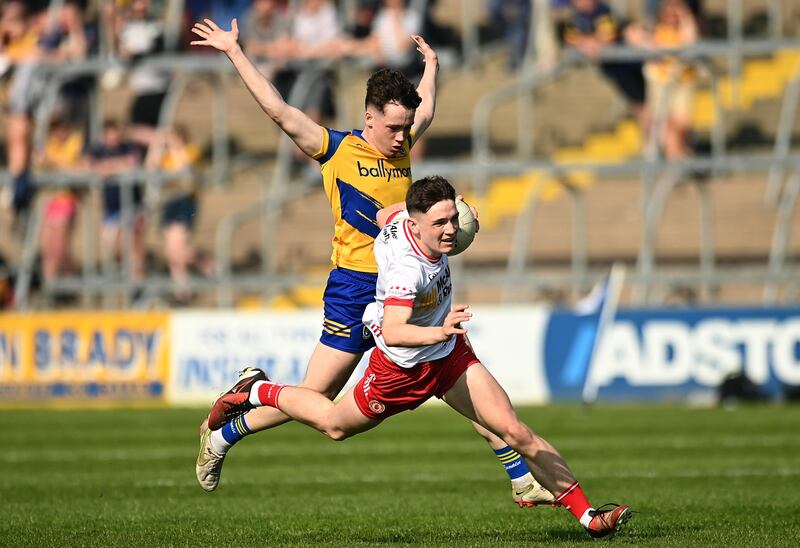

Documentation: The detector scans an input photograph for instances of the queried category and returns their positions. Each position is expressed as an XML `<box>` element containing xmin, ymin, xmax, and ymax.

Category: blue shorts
<box><xmin>320</xmin><ymin>267</ymin><xmax>378</xmax><ymax>354</ymax></box>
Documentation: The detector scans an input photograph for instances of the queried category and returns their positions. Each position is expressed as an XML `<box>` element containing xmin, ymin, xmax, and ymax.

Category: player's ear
<box><xmin>364</xmin><ymin>109</ymin><xmax>374</xmax><ymax>128</ymax></box>
<box><xmin>407</xmin><ymin>214</ymin><xmax>420</xmax><ymax>235</ymax></box>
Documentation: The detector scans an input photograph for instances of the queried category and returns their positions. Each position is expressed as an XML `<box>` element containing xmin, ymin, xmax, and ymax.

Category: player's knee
<box><xmin>325</xmin><ymin>426</ymin><xmax>351</xmax><ymax>441</ymax></box>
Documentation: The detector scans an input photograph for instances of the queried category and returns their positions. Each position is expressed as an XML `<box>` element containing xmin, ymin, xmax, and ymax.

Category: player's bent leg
<box><xmin>196</xmin><ymin>347</ymin><xmax>362</xmax><ymax>491</ymax></box>
<box><xmin>238</xmin><ymin>344</ymin><xmax>363</xmax><ymax>432</ymax></box>
<box><xmin>311</xmin><ymin>388</ymin><xmax>382</xmax><ymax>441</ymax></box>
<box><xmin>262</xmin><ymin>383</ymin><xmax>380</xmax><ymax>440</ymax></box>
<box><xmin>225</xmin><ymin>344</ymin><xmax>363</xmax><ymax>433</ymax></box>
<box><xmin>470</xmin><ymin>421</ymin><xmax>555</xmax><ymax>507</ymax></box>
<box><xmin>443</xmin><ymin>363</ymin><xmax>632</xmax><ymax>537</ymax></box>
<box><xmin>442</xmin><ymin>362</ymin><xmax>576</xmax><ymax>497</ymax></box>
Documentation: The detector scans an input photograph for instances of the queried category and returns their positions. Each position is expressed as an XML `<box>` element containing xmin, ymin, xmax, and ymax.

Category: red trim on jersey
<box><xmin>386</xmin><ymin>210</ymin><xmax>402</xmax><ymax>224</ymax></box>
<box><xmin>385</xmin><ymin>297</ymin><xmax>414</xmax><ymax>308</ymax></box>
<box><xmin>403</xmin><ymin>219</ymin><xmax>439</xmax><ymax>263</ymax></box>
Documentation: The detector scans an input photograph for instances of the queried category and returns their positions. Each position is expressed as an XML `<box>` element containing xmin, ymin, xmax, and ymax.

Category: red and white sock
<box><xmin>556</xmin><ymin>481</ymin><xmax>595</xmax><ymax>527</ymax></box>
<box><xmin>249</xmin><ymin>380</ymin><xmax>285</xmax><ymax>408</ymax></box>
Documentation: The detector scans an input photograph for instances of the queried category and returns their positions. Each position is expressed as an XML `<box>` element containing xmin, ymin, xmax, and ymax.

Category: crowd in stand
<box><xmin>560</xmin><ymin>0</ymin><xmax>701</xmax><ymax>163</ymax></box>
<box><xmin>0</xmin><ymin>1</ymin><xmax>712</xmax><ymax>308</ymax></box>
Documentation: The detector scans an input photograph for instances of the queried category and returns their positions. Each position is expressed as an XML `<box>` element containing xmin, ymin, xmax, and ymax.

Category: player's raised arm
<box><xmin>410</xmin><ymin>35</ymin><xmax>439</xmax><ymax>139</ymax></box>
<box><xmin>382</xmin><ymin>303</ymin><xmax>470</xmax><ymax>347</ymax></box>
<box><xmin>191</xmin><ymin>18</ymin><xmax>324</xmax><ymax>157</ymax></box>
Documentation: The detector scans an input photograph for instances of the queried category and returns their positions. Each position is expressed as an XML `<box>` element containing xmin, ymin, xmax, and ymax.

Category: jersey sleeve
<box><xmin>313</xmin><ymin>127</ymin><xmax>350</xmax><ymax>164</ymax></box>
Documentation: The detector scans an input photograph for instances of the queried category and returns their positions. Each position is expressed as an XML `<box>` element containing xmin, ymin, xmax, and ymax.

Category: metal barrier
<box><xmin>2</xmin><ymin>7</ymin><xmax>799</xmax><ymax>308</ymax></box>
<box><xmin>463</xmin><ymin>39</ymin><xmax>800</xmax><ymax>305</ymax></box>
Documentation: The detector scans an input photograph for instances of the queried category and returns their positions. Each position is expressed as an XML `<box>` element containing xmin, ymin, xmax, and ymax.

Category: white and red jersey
<box><xmin>362</xmin><ymin>212</ymin><xmax>455</xmax><ymax>368</ymax></box>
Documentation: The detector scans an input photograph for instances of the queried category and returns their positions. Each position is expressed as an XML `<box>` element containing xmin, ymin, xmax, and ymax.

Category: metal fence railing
<box><xmin>1</xmin><ymin>5</ymin><xmax>799</xmax><ymax>309</ymax></box>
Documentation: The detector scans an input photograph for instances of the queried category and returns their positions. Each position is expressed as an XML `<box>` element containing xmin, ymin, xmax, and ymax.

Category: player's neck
<box><xmin>361</xmin><ymin>127</ymin><xmax>378</xmax><ymax>150</ymax></box>
<box><xmin>360</xmin><ymin>127</ymin><xmax>394</xmax><ymax>158</ymax></box>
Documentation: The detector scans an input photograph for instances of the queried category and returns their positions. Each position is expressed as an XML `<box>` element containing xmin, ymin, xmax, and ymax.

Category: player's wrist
<box><xmin>226</xmin><ymin>42</ymin><xmax>244</xmax><ymax>58</ymax></box>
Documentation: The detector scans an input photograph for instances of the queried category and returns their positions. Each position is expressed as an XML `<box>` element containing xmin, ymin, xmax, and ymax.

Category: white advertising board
<box><xmin>169</xmin><ymin>307</ymin><xmax>550</xmax><ymax>406</ymax></box>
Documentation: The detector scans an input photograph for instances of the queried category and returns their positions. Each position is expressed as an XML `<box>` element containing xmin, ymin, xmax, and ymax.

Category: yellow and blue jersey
<box><xmin>313</xmin><ymin>127</ymin><xmax>414</xmax><ymax>274</ymax></box>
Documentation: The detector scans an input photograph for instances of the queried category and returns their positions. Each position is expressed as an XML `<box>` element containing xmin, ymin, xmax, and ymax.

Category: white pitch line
<box><xmin>2</xmin><ymin>434</ymin><xmax>799</xmax><ymax>464</ymax></box>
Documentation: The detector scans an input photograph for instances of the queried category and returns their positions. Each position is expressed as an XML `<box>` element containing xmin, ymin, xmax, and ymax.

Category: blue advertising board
<box><xmin>544</xmin><ymin>308</ymin><xmax>800</xmax><ymax>401</ymax></box>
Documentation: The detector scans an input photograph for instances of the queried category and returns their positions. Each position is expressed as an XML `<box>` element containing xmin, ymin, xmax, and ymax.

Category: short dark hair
<box><xmin>406</xmin><ymin>176</ymin><xmax>456</xmax><ymax>215</ymax></box>
<box><xmin>365</xmin><ymin>68</ymin><xmax>422</xmax><ymax>112</ymax></box>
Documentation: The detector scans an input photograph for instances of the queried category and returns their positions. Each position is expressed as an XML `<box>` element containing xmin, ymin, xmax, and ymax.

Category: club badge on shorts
<box><xmin>368</xmin><ymin>400</ymin><xmax>386</xmax><ymax>414</ymax></box>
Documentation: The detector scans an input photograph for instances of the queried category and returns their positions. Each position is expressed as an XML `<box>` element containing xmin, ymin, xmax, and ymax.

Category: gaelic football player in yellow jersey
<box><xmin>190</xmin><ymin>17</ymin><xmax>553</xmax><ymax>507</ymax></box>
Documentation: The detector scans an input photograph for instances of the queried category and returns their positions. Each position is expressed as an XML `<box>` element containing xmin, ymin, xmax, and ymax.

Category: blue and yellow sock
<box><xmin>494</xmin><ymin>445</ymin><xmax>531</xmax><ymax>481</ymax></box>
<box><xmin>221</xmin><ymin>415</ymin><xmax>252</xmax><ymax>445</ymax></box>
<box><xmin>210</xmin><ymin>415</ymin><xmax>253</xmax><ymax>452</ymax></box>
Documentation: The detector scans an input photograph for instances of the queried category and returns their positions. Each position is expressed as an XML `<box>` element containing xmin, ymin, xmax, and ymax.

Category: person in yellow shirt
<box><xmin>190</xmin><ymin>17</ymin><xmax>554</xmax><ymax>509</ymax></box>
<box><xmin>565</xmin><ymin>0</ymin><xmax>647</xmax><ymax>128</ymax></box>
<box><xmin>36</xmin><ymin>119</ymin><xmax>84</xmax><ymax>286</ymax></box>
<box><xmin>146</xmin><ymin>125</ymin><xmax>203</xmax><ymax>304</ymax></box>
<box><xmin>627</xmin><ymin>0</ymin><xmax>698</xmax><ymax>160</ymax></box>
<box><xmin>1</xmin><ymin>1</ymin><xmax>87</xmax><ymax>226</ymax></box>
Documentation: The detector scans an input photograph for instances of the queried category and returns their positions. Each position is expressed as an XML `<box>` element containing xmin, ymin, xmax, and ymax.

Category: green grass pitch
<box><xmin>1</xmin><ymin>404</ymin><xmax>798</xmax><ymax>547</ymax></box>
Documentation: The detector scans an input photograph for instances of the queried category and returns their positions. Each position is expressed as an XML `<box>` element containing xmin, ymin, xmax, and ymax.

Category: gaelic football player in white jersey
<box><xmin>192</xmin><ymin>16</ymin><xmax>551</xmax><ymax>505</ymax></box>
<box><xmin>208</xmin><ymin>176</ymin><xmax>632</xmax><ymax>539</ymax></box>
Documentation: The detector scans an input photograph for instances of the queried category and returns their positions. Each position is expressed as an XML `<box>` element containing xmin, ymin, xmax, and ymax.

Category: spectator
<box><xmin>113</xmin><ymin>0</ymin><xmax>169</xmax><ymax>140</ymax></box>
<box><xmin>335</xmin><ymin>1</ymin><xmax>429</xmax><ymax>158</ymax></box>
<box><xmin>564</xmin><ymin>0</ymin><xmax>647</xmax><ymax>128</ymax></box>
<box><xmin>347</xmin><ymin>0</ymin><xmax>380</xmax><ymax>39</ymax></box>
<box><xmin>488</xmin><ymin>0</ymin><xmax>531</xmax><ymax>70</ymax></box>
<box><xmin>259</xmin><ymin>0</ymin><xmax>341</xmax><ymax>166</ymax></box>
<box><xmin>336</xmin><ymin>0</ymin><xmax>423</xmax><ymax>73</ymax></box>
<box><xmin>283</xmin><ymin>0</ymin><xmax>341</xmax><ymax>122</ymax></box>
<box><xmin>643</xmin><ymin>0</ymin><xmax>703</xmax><ymax>27</ymax></box>
<box><xmin>87</xmin><ymin>120</ymin><xmax>147</xmax><ymax>281</ymax></box>
<box><xmin>146</xmin><ymin>125</ymin><xmax>203</xmax><ymax>305</ymax></box>
<box><xmin>627</xmin><ymin>0</ymin><xmax>698</xmax><ymax>161</ymax></box>
<box><xmin>38</xmin><ymin>1</ymin><xmax>92</xmax><ymax>125</ymax></box>
<box><xmin>368</xmin><ymin>0</ymin><xmax>423</xmax><ymax>70</ymax></box>
<box><xmin>36</xmin><ymin>118</ymin><xmax>85</xmax><ymax>285</ymax></box>
<box><xmin>0</xmin><ymin>0</ymin><xmax>87</xmax><ymax>229</ymax></box>
<box><xmin>241</xmin><ymin>0</ymin><xmax>291</xmax><ymax>79</ymax></box>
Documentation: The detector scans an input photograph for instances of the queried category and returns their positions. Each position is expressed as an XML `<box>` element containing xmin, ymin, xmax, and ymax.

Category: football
<box><xmin>449</xmin><ymin>199</ymin><xmax>477</xmax><ymax>256</ymax></box>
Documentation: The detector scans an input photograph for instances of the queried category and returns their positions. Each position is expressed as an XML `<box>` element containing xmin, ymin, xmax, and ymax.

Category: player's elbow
<box><xmin>266</xmin><ymin>103</ymin><xmax>288</xmax><ymax>126</ymax></box>
<box><xmin>416</xmin><ymin>110</ymin><xmax>434</xmax><ymax>128</ymax></box>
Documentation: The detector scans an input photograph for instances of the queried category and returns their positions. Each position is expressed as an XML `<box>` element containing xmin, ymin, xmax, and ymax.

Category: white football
<box><xmin>449</xmin><ymin>199</ymin><xmax>477</xmax><ymax>256</ymax></box>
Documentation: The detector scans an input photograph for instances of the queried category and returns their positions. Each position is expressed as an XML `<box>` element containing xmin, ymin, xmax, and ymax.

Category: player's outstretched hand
<box><xmin>442</xmin><ymin>304</ymin><xmax>471</xmax><ymax>339</ymax></box>
<box><xmin>191</xmin><ymin>18</ymin><xmax>239</xmax><ymax>54</ymax></box>
<box><xmin>411</xmin><ymin>35</ymin><xmax>437</xmax><ymax>64</ymax></box>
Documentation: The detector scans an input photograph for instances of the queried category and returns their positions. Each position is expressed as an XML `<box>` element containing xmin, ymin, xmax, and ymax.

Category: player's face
<box><xmin>410</xmin><ymin>199</ymin><xmax>459</xmax><ymax>257</ymax></box>
<box><xmin>365</xmin><ymin>101</ymin><xmax>415</xmax><ymax>158</ymax></box>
